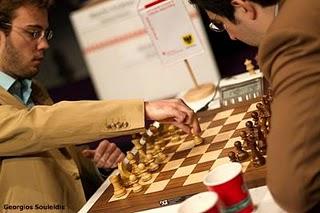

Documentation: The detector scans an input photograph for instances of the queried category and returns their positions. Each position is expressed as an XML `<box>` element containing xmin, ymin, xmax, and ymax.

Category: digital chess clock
<box><xmin>219</xmin><ymin>71</ymin><xmax>264</xmax><ymax>106</ymax></box>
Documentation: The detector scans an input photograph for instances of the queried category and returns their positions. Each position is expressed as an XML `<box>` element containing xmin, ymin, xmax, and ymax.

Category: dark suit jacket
<box><xmin>258</xmin><ymin>0</ymin><xmax>320</xmax><ymax>212</ymax></box>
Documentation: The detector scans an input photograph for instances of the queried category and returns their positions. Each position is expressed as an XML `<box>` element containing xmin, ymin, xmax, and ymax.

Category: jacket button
<box><xmin>111</xmin><ymin>123</ymin><xmax>117</xmax><ymax>129</ymax></box>
<box><xmin>116</xmin><ymin>122</ymin><xmax>122</xmax><ymax>128</ymax></box>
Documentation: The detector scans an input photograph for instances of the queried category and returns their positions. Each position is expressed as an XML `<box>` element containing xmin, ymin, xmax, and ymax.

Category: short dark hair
<box><xmin>189</xmin><ymin>0</ymin><xmax>279</xmax><ymax>22</ymax></box>
<box><xmin>0</xmin><ymin>0</ymin><xmax>54</xmax><ymax>33</ymax></box>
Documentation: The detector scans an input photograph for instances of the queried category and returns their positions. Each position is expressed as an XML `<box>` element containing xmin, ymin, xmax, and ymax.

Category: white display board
<box><xmin>138</xmin><ymin>0</ymin><xmax>204</xmax><ymax>64</ymax></box>
<box><xmin>70</xmin><ymin>0</ymin><xmax>220</xmax><ymax>100</ymax></box>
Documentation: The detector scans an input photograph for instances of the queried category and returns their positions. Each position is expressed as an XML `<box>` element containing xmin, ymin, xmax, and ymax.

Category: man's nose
<box><xmin>227</xmin><ymin>31</ymin><xmax>237</xmax><ymax>40</ymax></box>
<box><xmin>37</xmin><ymin>38</ymin><xmax>50</xmax><ymax>50</ymax></box>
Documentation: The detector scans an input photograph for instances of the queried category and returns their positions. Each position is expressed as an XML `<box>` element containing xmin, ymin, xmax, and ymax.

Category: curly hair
<box><xmin>189</xmin><ymin>0</ymin><xmax>279</xmax><ymax>22</ymax></box>
<box><xmin>0</xmin><ymin>0</ymin><xmax>54</xmax><ymax>33</ymax></box>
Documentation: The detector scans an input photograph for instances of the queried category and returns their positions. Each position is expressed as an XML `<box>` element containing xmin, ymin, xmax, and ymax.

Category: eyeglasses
<box><xmin>3</xmin><ymin>23</ymin><xmax>53</xmax><ymax>41</ymax></box>
<box><xmin>208</xmin><ymin>15</ymin><xmax>225</xmax><ymax>32</ymax></box>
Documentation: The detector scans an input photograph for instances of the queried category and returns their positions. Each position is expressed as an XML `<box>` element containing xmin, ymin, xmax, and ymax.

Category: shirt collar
<box><xmin>0</xmin><ymin>71</ymin><xmax>16</xmax><ymax>91</ymax></box>
<box><xmin>0</xmin><ymin>71</ymin><xmax>32</xmax><ymax>91</ymax></box>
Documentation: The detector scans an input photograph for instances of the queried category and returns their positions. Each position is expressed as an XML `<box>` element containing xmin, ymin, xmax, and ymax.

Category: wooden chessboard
<box><xmin>88</xmin><ymin>99</ymin><xmax>266</xmax><ymax>212</ymax></box>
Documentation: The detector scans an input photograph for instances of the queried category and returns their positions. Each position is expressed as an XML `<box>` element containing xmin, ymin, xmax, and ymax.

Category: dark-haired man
<box><xmin>189</xmin><ymin>0</ymin><xmax>320</xmax><ymax>212</ymax></box>
<box><xmin>0</xmin><ymin>0</ymin><xmax>200</xmax><ymax>212</ymax></box>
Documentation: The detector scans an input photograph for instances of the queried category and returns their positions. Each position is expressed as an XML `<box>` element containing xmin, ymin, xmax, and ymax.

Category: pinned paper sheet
<box><xmin>138</xmin><ymin>0</ymin><xmax>204</xmax><ymax>64</ymax></box>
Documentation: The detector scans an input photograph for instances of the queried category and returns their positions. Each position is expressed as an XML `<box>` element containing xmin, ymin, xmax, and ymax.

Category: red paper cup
<box><xmin>203</xmin><ymin>162</ymin><xmax>253</xmax><ymax>213</ymax></box>
<box><xmin>178</xmin><ymin>191</ymin><xmax>222</xmax><ymax>213</ymax></box>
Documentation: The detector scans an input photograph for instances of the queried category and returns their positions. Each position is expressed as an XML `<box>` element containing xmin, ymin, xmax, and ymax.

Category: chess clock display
<box><xmin>219</xmin><ymin>71</ymin><xmax>264</xmax><ymax>106</ymax></box>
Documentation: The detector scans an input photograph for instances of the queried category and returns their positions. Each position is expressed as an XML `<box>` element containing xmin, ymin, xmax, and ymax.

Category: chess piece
<box><xmin>171</xmin><ymin>133</ymin><xmax>181</xmax><ymax>143</ymax></box>
<box><xmin>251</xmin><ymin>111</ymin><xmax>260</xmax><ymax>128</ymax></box>
<box><xmin>261</xmin><ymin>96</ymin><xmax>271</xmax><ymax>129</ymax></box>
<box><xmin>234</xmin><ymin>141</ymin><xmax>249</xmax><ymax>162</ymax></box>
<box><xmin>129</xmin><ymin>174</ymin><xmax>143</xmax><ymax>193</ymax></box>
<box><xmin>146</xmin><ymin>153</ymin><xmax>159</xmax><ymax>172</ymax></box>
<box><xmin>194</xmin><ymin>135</ymin><xmax>204</xmax><ymax>145</ymax></box>
<box><xmin>256</xmin><ymin>103</ymin><xmax>270</xmax><ymax>131</ymax></box>
<box><xmin>131</xmin><ymin>138</ymin><xmax>143</xmax><ymax>150</ymax></box>
<box><xmin>244</xmin><ymin>59</ymin><xmax>256</xmax><ymax>75</ymax></box>
<box><xmin>239</xmin><ymin>131</ymin><xmax>249</xmax><ymax>150</ymax></box>
<box><xmin>155</xmin><ymin>152</ymin><xmax>167</xmax><ymax>164</ymax></box>
<box><xmin>118</xmin><ymin>161</ymin><xmax>131</xmax><ymax>187</ymax></box>
<box><xmin>138</xmin><ymin>163</ymin><xmax>152</xmax><ymax>182</ymax></box>
<box><xmin>152</xmin><ymin>145</ymin><xmax>162</xmax><ymax>156</ymax></box>
<box><xmin>110</xmin><ymin>175</ymin><xmax>127</xmax><ymax>198</ymax></box>
<box><xmin>127</xmin><ymin>151</ymin><xmax>139</xmax><ymax>175</ymax></box>
<box><xmin>247</xmin><ymin>133</ymin><xmax>265</xmax><ymax>167</ymax></box>
<box><xmin>267</xmin><ymin>88</ymin><xmax>273</xmax><ymax>103</ymax></box>
<box><xmin>228</xmin><ymin>151</ymin><xmax>239</xmax><ymax>162</ymax></box>
<box><xmin>145</xmin><ymin>136</ymin><xmax>155</xmax><ymax>155</ymax></box>
<box><xmin>257</xmin><ymin>139</ymin><xmax>267</xmax><ymax>155</ymax></box>
<box><xmin>138</xmin><ymin>149</ymin><xmax>147</xmax><ymax>164</ymax></box>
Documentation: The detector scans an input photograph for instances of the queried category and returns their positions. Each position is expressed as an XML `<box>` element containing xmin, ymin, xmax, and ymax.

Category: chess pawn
<box><xmin>245</xmin><ymin>121</ymin><xmax>255</xmax><ymax>135</ymax></box>
<box><xmin>146</xmin><ymin>154</ymin><xmax>159</xmax><ymax>172</ymax></box>
<box><xmin>239</xmin><ymin>131</ymin><xmax>249</xmax><ymax>150</ymax></box>
<box><xmin>247</xmin><ymin>133</ymin><xmax>265</xmax><ymax>167</ymax></box>
<box><xmin>194</xmin><ymin>135</ymin><xmax>204</xmax><ymax>145</ymax></box>
<box><xmin>251</xmin><ymin>111</ymin><xmax>260</xmax><ymax>128</ymax></box>
<box><xmin>257</xmin><ymin>140</ymin><xmax>267</xmax><ymax>155</ymax></box>
<box><xmin>234</xmin><ymin>141</ymin><xmax>249</xmax><ymax>162</ymax></box>
<box><xmin>129</xmin><ymin>174</ymin><xmax>143</xmax><ymax>193</ymax></box>
<box><xmin>110</xmin><ymin>175</ymin><xmax>127</xmax><ymax>198</ymax></box>
<box><xmin>138</xmin><ymin>163</ymin><xmax>152</xmax><ymax>182</ymax></box>
<box><xmin>155</xmin><ymin>152</ymin><xmax>167</xmax><ymax>164</ymax></box>
<box><xmin>228</xmin><ymin>151</ymin><xmax>239</xmax><ymax>162</ymax></box>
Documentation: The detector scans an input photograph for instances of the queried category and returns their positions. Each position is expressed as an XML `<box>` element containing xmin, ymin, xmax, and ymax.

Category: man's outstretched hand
<box><xmin>144</xmin><ymin>99</ymin><xmax>201</xmax><ymax>135</ymax></box>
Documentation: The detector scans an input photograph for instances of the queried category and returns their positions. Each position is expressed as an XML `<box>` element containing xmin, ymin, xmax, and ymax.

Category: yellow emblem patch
<box><xmin>182</xmin><ymin>34</ymin><xmax>194</xmax><ymax>46</ymax></box>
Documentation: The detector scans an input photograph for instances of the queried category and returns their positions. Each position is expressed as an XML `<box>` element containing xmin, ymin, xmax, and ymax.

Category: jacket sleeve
<box><xmin>259</xmin><ymin>26</ymin><xmax>320</xmax><ymax>213</ymax></box>
<box><xmin>0</xmin><ymin>100</ymin><xmax>145</xmax><ymax>156</ymax></box>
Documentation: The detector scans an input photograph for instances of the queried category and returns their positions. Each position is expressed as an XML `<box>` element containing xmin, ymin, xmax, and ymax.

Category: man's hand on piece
<box><xmin>82</xmin><ymin>139</ymin><xmax>125</xmax><ymax>169</ymax></box>
<box><xmin>144</xmin><ymin>99</ymin><xmax>201</xmax><ymax>135</ymax></box>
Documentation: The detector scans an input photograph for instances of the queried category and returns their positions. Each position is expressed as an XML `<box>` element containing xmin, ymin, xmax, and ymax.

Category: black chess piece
<box><xmin>228</xmin><ymin>151</ymin><xmax>239</xmax><ymax>162</ymax></box>
<box><xmin>234</xmin><ymin>141</ymin><xmax>249</xmax><ymax>162</ymax></box>
<box><xmin>239</xmin><ymin>131</ymin><xmax>249</xmax><ymax>150</ymax></box>
<box><xmin>247</xmin><ymin>133</ymin><xmax>265</xmax><ymax>167</ymax></box>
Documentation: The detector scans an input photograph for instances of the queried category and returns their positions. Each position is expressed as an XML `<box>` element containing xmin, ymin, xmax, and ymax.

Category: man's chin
<box><xmin>22</xmin><ymin>68</ymin><xmax>40</xmax><ymax>78</ymax></box>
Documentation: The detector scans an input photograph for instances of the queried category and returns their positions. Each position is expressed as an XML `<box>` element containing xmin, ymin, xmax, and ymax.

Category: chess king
<box><xmin>189</xmin><ymin>0</ymin><xmax>320</xmax><ymax>212</ymax></box>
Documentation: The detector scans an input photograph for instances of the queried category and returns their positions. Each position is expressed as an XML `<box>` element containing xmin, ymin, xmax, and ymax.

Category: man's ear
<box><xmin>231</xmin><ymin>0</ymin><xmax>257</xmax><ymax>20</ymax></box>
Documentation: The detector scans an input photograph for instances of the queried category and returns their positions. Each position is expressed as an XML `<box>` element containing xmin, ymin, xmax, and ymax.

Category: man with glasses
<box><xmin>0</xmin><ymin>0</ymin><xmax>201</xmax><ymax>212</ymax></box>
<box><xmin>190</xmin><ymin>0</ymin><xmax>320</xmax><ymax>212</ymax></box>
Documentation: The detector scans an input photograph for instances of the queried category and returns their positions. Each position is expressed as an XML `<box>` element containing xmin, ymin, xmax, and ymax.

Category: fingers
<box><xmin>94</xmin><ymin>140</ymin><xmax>125</xmax><ymax>169</ymax></box>
<box><xmin>111</xmin><ymin>152</ymin><xmax>125</xmax><ymax>168</ymax></box>
<box><xmin>172</xmin><ymin>99</ymin><xmax>201</xmax><ymax>135</ymax></box>
<box><xmin>145</xmin><ymin>99</ymin><xmax>201</xmax><ymax>135</ymax></box>
<box><xmin>94</xmin><ymin>140</ymin><xmax>109</xmax><ymax>163</ymax></box>
<box><xmin>81</xmin><ymin>149</ymin><xmax>95</xmax><ymax>158</ymax></box>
